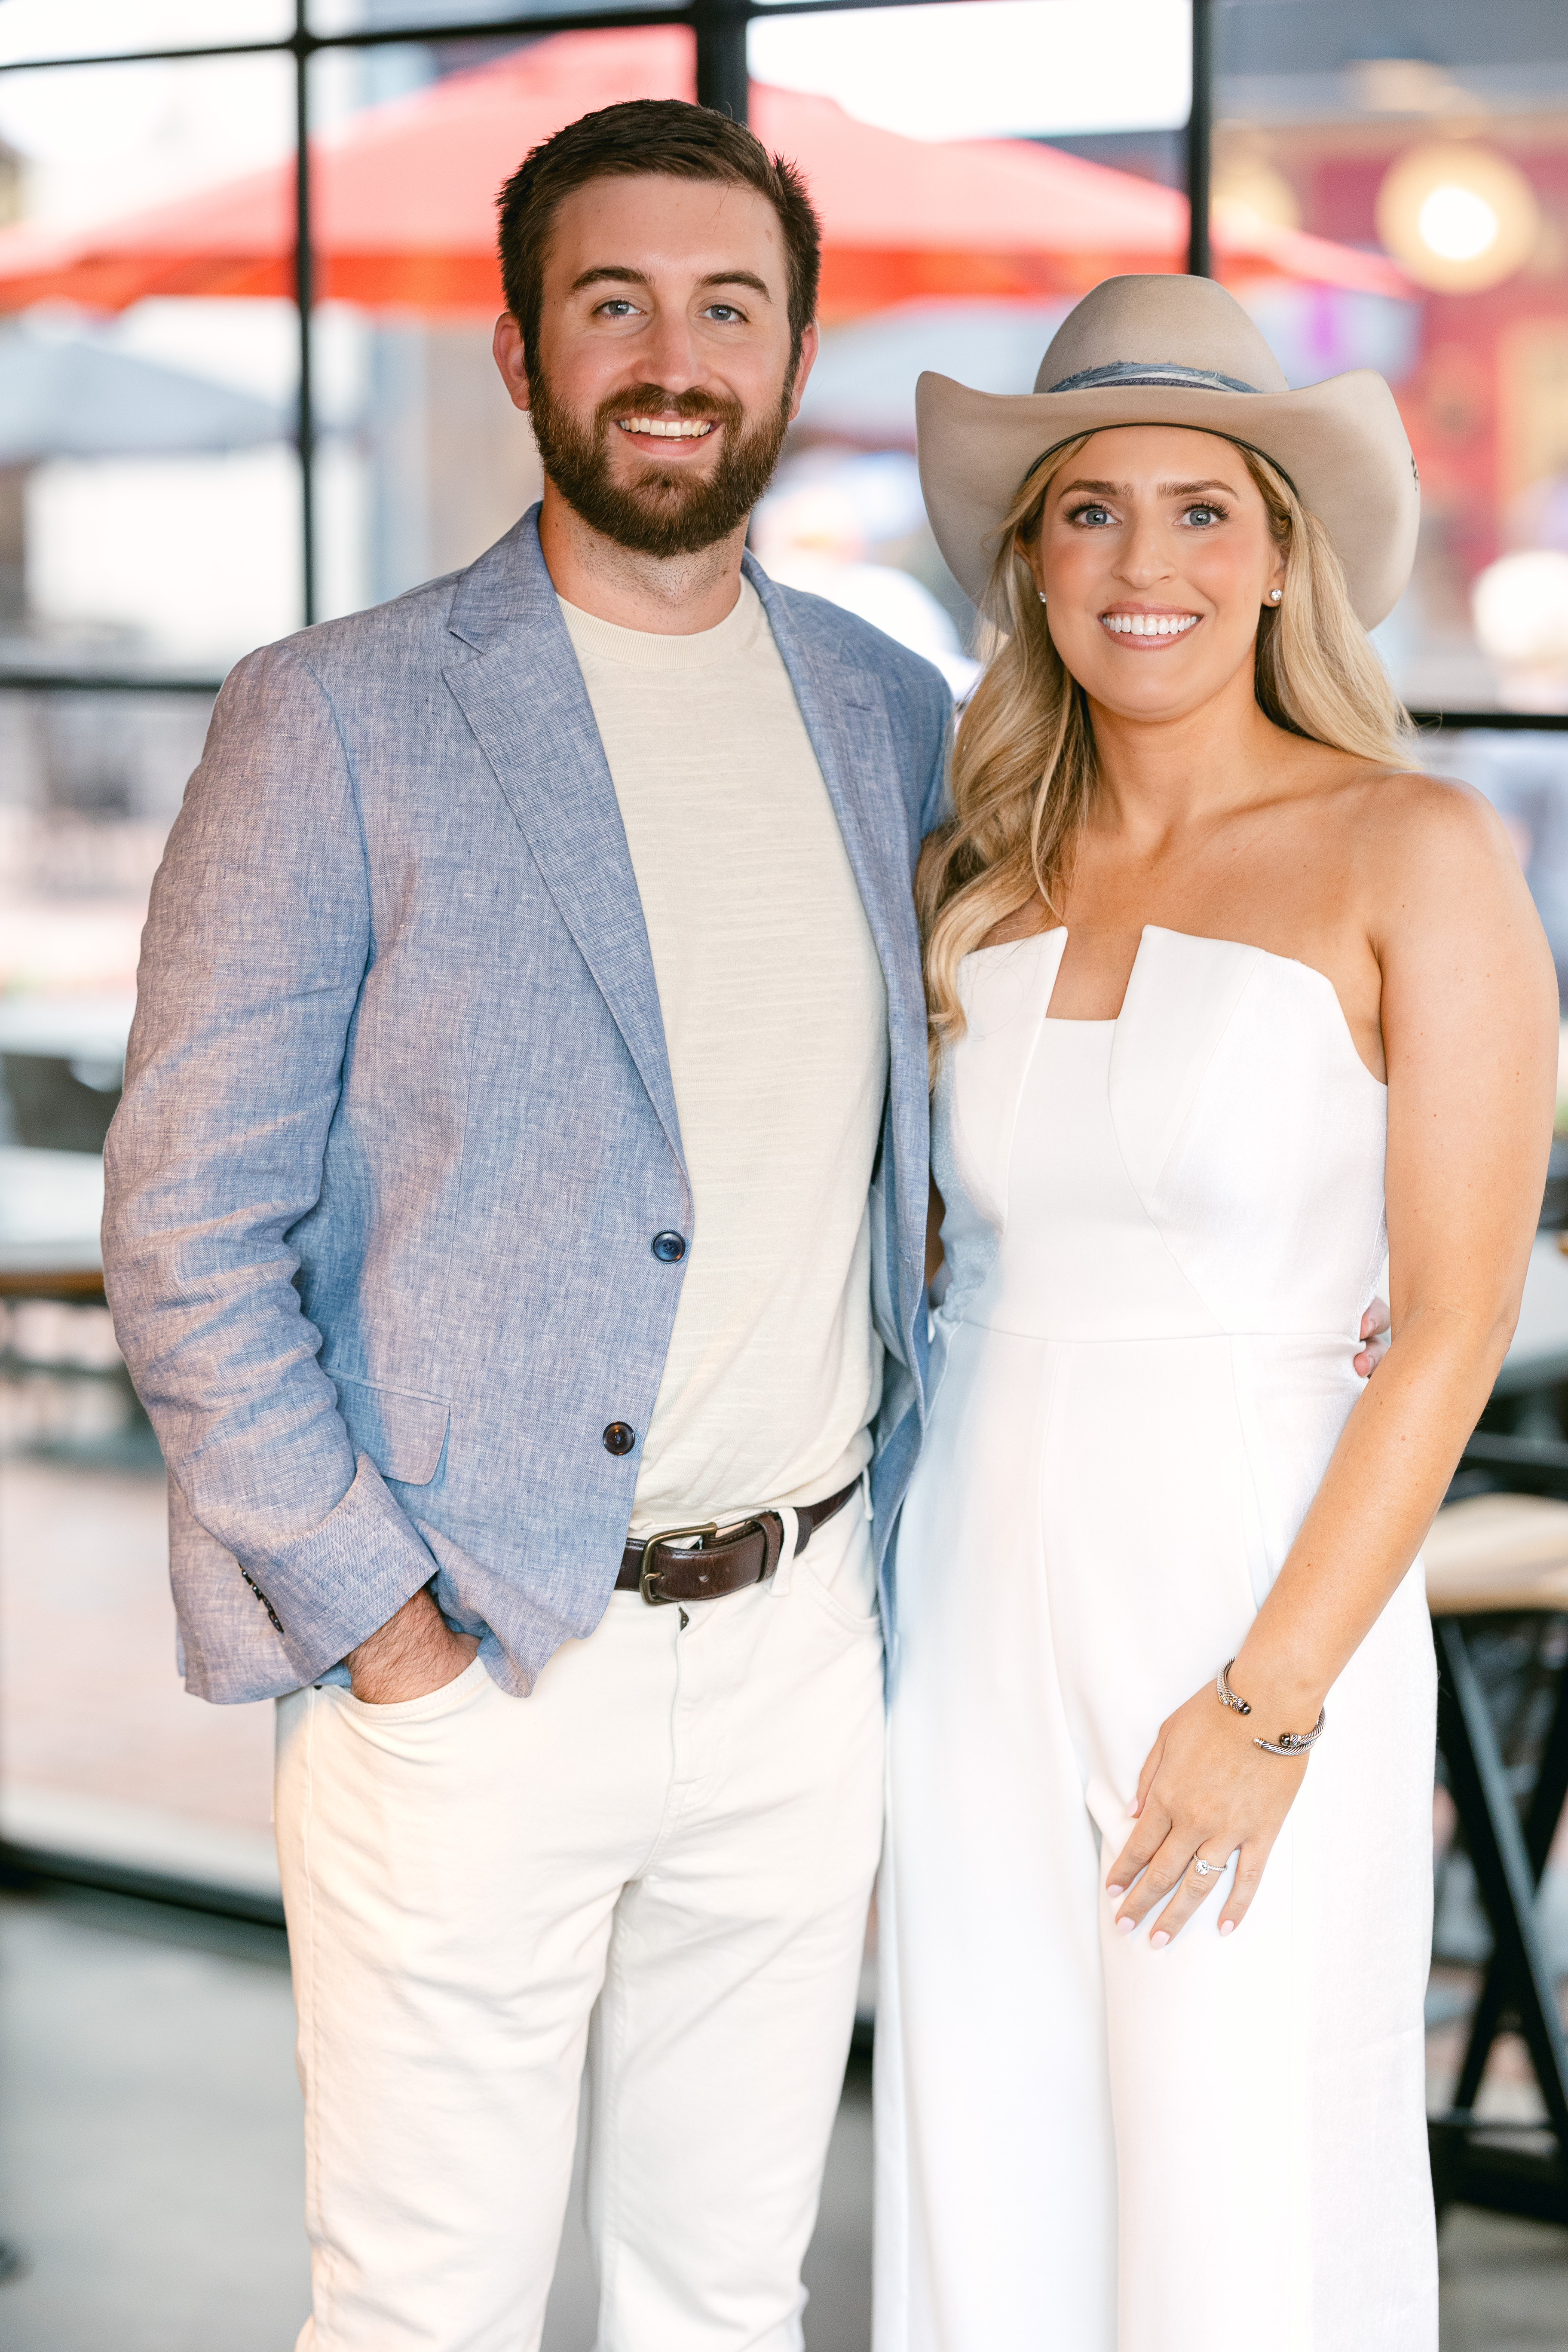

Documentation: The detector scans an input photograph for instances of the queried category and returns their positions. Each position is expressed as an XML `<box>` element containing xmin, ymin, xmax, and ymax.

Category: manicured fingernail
<box><xmin>1106</xmin><ymin>1884</ymin><xmax>1124</xmax><ymax>1899</ymax></box>
<box><xmin>1219</xmin><ymin>1919</ymin><xmax>1236</xmax><ymax>1937</ymax></box>
<box><xmin>1126</xmin><ymin>1800</ymin><xmax>1140</xmax><ymax>1817</ymax></box>
<box><xmin>1150</xmin><ymin>1930</ymin><xmax>1170</xmax><ymax>1949</ymax></box>
<box><xmin>1115</xmin><ymin>1914</ymin><xmax>1134</xmax><ymax>1936</ymax></box>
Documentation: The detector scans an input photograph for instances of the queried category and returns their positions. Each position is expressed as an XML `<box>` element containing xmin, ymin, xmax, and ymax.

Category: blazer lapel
<box><xmin>442</xmin><ymin>512</ymin><xmax>684</xmax><ymax>1173</ymax></box>
<box><xmin>747</xmin><ymin>558</ymin><xmax>931</xmax><ymax>1346</ymax></box>
<box><xmin>746</xmin><ymin>557</ymin><xmax>924</xmax><ymax>1018</ymax></box>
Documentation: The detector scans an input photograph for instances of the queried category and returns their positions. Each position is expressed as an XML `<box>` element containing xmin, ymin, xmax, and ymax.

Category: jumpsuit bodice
<box><xmin>932</xmin><ymin>923</ymin><xmax>1388</xmax><ymax>1348</ymax></box>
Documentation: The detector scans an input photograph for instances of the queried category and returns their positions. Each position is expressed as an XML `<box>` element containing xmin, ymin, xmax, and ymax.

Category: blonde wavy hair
<box><xmin>916</xmin><ymin>432</ymin><xmax>1418</xmax><ymax>1076</ymax></box>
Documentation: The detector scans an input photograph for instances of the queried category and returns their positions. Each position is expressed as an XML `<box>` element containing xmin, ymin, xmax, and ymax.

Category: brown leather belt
<box><xmin>616</xmin><ymin>1477</ymin><xmax>861</xmax><ymax>1607</ymax></box>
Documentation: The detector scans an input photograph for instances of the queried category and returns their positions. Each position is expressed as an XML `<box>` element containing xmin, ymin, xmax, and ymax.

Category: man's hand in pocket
<box><xmin>346</xmin><ymin>1588</ymin><xmax>480</xmax><ymax>1703</ymax></box>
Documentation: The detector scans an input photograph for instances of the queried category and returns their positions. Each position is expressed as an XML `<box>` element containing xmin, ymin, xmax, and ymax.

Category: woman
<box><xmin>874</xmin><ymin>274</ymin><xmax>1557</xmax><ymax>2351</ymax></box>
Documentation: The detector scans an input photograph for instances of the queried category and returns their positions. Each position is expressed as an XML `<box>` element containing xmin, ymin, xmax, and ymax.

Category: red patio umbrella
<box><xmin>0</xmin><ymin>30</ymin><xmax>1406</xmax><ymax>322</ymax></box>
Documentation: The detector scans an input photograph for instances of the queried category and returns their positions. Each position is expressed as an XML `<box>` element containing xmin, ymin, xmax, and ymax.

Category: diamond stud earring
<box><xmin>1038</xmin><ymin>591</ymin><xmax>1048</xmax><ymax>605</ymax></box>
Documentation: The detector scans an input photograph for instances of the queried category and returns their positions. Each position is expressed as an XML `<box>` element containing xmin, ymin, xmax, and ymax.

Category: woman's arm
<box><xmin>1107</xmin><ymin>779</ymin><xmax>1558</xmax><ymax>1942</ymax></box>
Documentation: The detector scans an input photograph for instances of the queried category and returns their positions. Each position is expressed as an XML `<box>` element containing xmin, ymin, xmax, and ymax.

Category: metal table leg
<box><xmin>1430</xmin><ymin>1616</ymin><xmax>1568</xmax><ymax>2224</ymax></box>
<box><xmin>1451</xmin><ymin>1653</ymin><xmax>1568</xmax><ymax>2116</ymax></box>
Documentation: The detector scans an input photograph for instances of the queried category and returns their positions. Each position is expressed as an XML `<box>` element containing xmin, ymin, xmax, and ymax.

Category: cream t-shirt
<box><xmin>558</xmin><ymin>579</ymin><xmax>888</xmax><ymax>1539</ymax></box>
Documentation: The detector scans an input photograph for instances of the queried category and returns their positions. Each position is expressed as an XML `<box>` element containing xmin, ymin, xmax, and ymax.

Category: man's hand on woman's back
<box><xmin>1354</xmin><ymin>1297</ymin><xmax>1391</xmax><ymax>1379</ymax></box>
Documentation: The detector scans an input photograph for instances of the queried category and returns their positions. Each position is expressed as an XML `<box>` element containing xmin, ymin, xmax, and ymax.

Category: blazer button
<box><xmin>602</xmin><ymin>1422</ymin><xmax>637</xmax><ymax>1456</ymax></box>
<box><xmin>651</xmin><ymin>1231</ymin><xmax>686</xmax><ymax>1263</ymax></box>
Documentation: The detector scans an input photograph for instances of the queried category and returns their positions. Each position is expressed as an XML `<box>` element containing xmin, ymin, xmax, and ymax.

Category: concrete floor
<box><xmin>1441</xmin><ymin>2207</ymin><xmax>1568</xmax><ymax>2351</ymax></box>
<box><xmin>0</xmin><ymin>1893</ymin><xmax>308</xmax><ymax>2352</ymax></box>
<box><xmin>3</xmin><ymin>1893</ymin><xmax>1568</xmax><ymax>2350</ymax></box>
<box><xmin>0</xmin><ymin>1890</ymin><xmax>872</xmax><ymax>2352</ymax></box>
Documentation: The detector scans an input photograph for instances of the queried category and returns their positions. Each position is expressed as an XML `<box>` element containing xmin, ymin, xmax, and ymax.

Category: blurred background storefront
<box><xmin>1</xmin><ymin>3</ymin><xmax>1568</xmax><ymax>2345</ymax></box>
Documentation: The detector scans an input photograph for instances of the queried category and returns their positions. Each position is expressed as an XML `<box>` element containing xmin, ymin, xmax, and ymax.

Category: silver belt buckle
<box><xmin>637</xmin><ymin>1521</ymin><xmax>720</xmax><ymax>1606</ymax></box>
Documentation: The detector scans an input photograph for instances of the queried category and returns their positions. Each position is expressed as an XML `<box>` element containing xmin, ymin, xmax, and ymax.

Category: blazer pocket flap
<box><xmin>331</xmin><ymin>1374</ymin><xmax>450</xmax><ymax>1488</ymax></box>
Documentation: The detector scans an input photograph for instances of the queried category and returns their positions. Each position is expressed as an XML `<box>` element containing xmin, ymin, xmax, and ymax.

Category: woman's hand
<box><xmin>1103</xmin><ymin>1677</ymin><xmax>1311</xmax><ymax>1944</ymax></box>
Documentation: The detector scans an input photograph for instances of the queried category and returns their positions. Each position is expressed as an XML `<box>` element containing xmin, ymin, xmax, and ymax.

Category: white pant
<box><xmin>274</xmin><ymin>1498</ymin><xmax>885</xmax><ymax>2352</ymax></box>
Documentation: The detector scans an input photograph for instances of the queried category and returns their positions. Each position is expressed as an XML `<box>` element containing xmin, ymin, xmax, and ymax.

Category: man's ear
<box><xmin>493</xmin><ymin>314</ymin><xmax>532</xmax><ymax>416</ymax></box>
<box><xmin>785</xmin><ymin>320</ymin><xmax>821</xmax><ymax>426</ymax></box>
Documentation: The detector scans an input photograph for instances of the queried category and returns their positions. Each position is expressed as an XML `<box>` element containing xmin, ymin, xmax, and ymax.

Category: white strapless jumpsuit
<box><xmin>874</xmin><ymin>925</ymin><xmax>1438</xmax><ymax>2352</ymax></box>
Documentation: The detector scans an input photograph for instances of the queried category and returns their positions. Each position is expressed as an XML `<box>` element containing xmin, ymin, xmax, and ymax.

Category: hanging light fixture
<box><xmin>1375</xmin><ymin>141</ymin><xmax>1540</xmax><ymax>293</ymax></box>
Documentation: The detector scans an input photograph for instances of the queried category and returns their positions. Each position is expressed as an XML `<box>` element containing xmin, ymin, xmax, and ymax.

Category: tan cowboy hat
<box><xmin>916</xmin><ymin>273</ymin><xmax>1419</xmax><ymax>629</ymax></box>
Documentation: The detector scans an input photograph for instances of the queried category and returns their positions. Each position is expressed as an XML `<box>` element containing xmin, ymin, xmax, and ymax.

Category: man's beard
<box><xmin>528</xmin><ymin>370</ymin><xmax>794</xmax><ymax>559</ymax></box>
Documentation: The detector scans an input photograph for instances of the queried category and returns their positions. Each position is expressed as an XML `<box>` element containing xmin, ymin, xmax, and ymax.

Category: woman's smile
<box><xmin>1097</xmin><ymin>606</ymin><xmax>1201</xmax><ymax>645</ymax></box>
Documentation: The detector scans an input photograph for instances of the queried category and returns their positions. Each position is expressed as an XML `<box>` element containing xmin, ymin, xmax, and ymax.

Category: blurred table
<box><xmin>0</xmin><ymin>995</ymin><xmax>131</xmax><ymax>1160</ymax></box>
<box><xmin>0</xmin><ymin>1146</ymin><xmax>106</xmax><ymax>1300</ymax></box>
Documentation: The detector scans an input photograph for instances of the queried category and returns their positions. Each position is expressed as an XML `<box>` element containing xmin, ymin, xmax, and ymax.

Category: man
<box><xmin>104</xmin><ymin>100</ymin><xmax>947</xmax><ymax>2351</ymax></box>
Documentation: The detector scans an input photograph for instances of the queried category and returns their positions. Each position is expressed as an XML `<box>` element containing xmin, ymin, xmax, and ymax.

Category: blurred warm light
<box><xmin>1213</xmin><ymin>161</ymin><xmax>1299</xmax><ymax>233</ymax></box>
<box><xmin>1376</xmin><ymin>143</ymin><xmax>1539</xmax><ymax>292</ymax></box>
<box><xmin>1473</xmin><ymin>551</ymin><xmax>1568</xmax><ymax>706</ymax></box>
<box><xmin>1419</xmin><ymin>184</ymin><xmax>1500</xmax><ymax>263</ymax></box>
<box><xmin>1346</xmin><ymin>58</ymin><xmax>1471</xmax><ymax>117</ymax></box>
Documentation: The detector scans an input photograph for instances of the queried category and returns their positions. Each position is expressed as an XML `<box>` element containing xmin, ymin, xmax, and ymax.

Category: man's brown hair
<box><xmin>496</xmin><ymin>98</ymin><xmax>822</xmax><ymax>377</ymax></box>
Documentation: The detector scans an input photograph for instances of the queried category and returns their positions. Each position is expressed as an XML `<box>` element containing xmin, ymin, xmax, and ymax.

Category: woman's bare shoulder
<box><xmin>1276</xmin><ymin>737</ymin><xmax>1493</xmax><ymax>844</ymax></box>
<box><xmin>1350</xmin><ymin>760</ymin><xmax>1494</xmax><ymax>821</ymax></box>
<box><xmin>1329</xmin><ymin>760</ymin><xmax>1516</xmax><ymax>888</ymax></box>
<box><xmin>1332</xmin><ymin>762</ymin><xmax>1547</xmax><ymax>967</ymax></box>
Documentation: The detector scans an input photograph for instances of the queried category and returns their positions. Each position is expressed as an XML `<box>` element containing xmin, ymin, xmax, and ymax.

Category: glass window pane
<box><xmin>0</xmin><ymin>44</ymin><xmax>299</xmax><ymax>1895</ymax></box>
<box><xmin>0</xmin><ymin>49</ymin><xmax>295</xmax><ymax>228</ymax></box>
<box><xmin>308</xmin><ymin>0</ymin><xmax>671</xmax><ymax>32</ymax></box>
<box><xmin>0</xmin><ymin>1</ymin><xmax>292</xmax><ymax>67</ymax></box>
<box><xmin>748</xmin><ymin>0</ymin><xmax>1191</xmax><ymax>142</ymax></box>
<box><xmin>1215</xmin><ymin>0</ymin><xmax>1568</xmax><ymax>719</ymax></box>
<box><xmin>0</xmin><ymin>51</ymin><xmax>300</xmax><ymax>670</ymax></box>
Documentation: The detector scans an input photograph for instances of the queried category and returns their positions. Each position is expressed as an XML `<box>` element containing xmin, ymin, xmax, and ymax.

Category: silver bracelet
<box><xmin>1216</xmin><ymin>1658</ymin><xmax>1326</xmax><ymax>1756</ymax></box>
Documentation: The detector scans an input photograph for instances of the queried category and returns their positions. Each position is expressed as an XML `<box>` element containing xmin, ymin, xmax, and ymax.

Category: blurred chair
<box><xmin>0</xmin><ymin>1052</ymin><xmax>119</xmax><ymax>1154</ymax></box>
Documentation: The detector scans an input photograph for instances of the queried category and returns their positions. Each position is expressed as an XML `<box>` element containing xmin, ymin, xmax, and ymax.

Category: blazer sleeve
<box><xmin>102</xmin><ymin>641</ymin><xmax>441</xmax><ymax>1688</ymax></box>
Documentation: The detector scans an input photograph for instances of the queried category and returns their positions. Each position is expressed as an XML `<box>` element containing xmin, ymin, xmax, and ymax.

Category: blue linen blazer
<box><xmin>102</xmin><ymin>509</ymin><xmax>951</xmax><ymax>1703</ymax></box>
